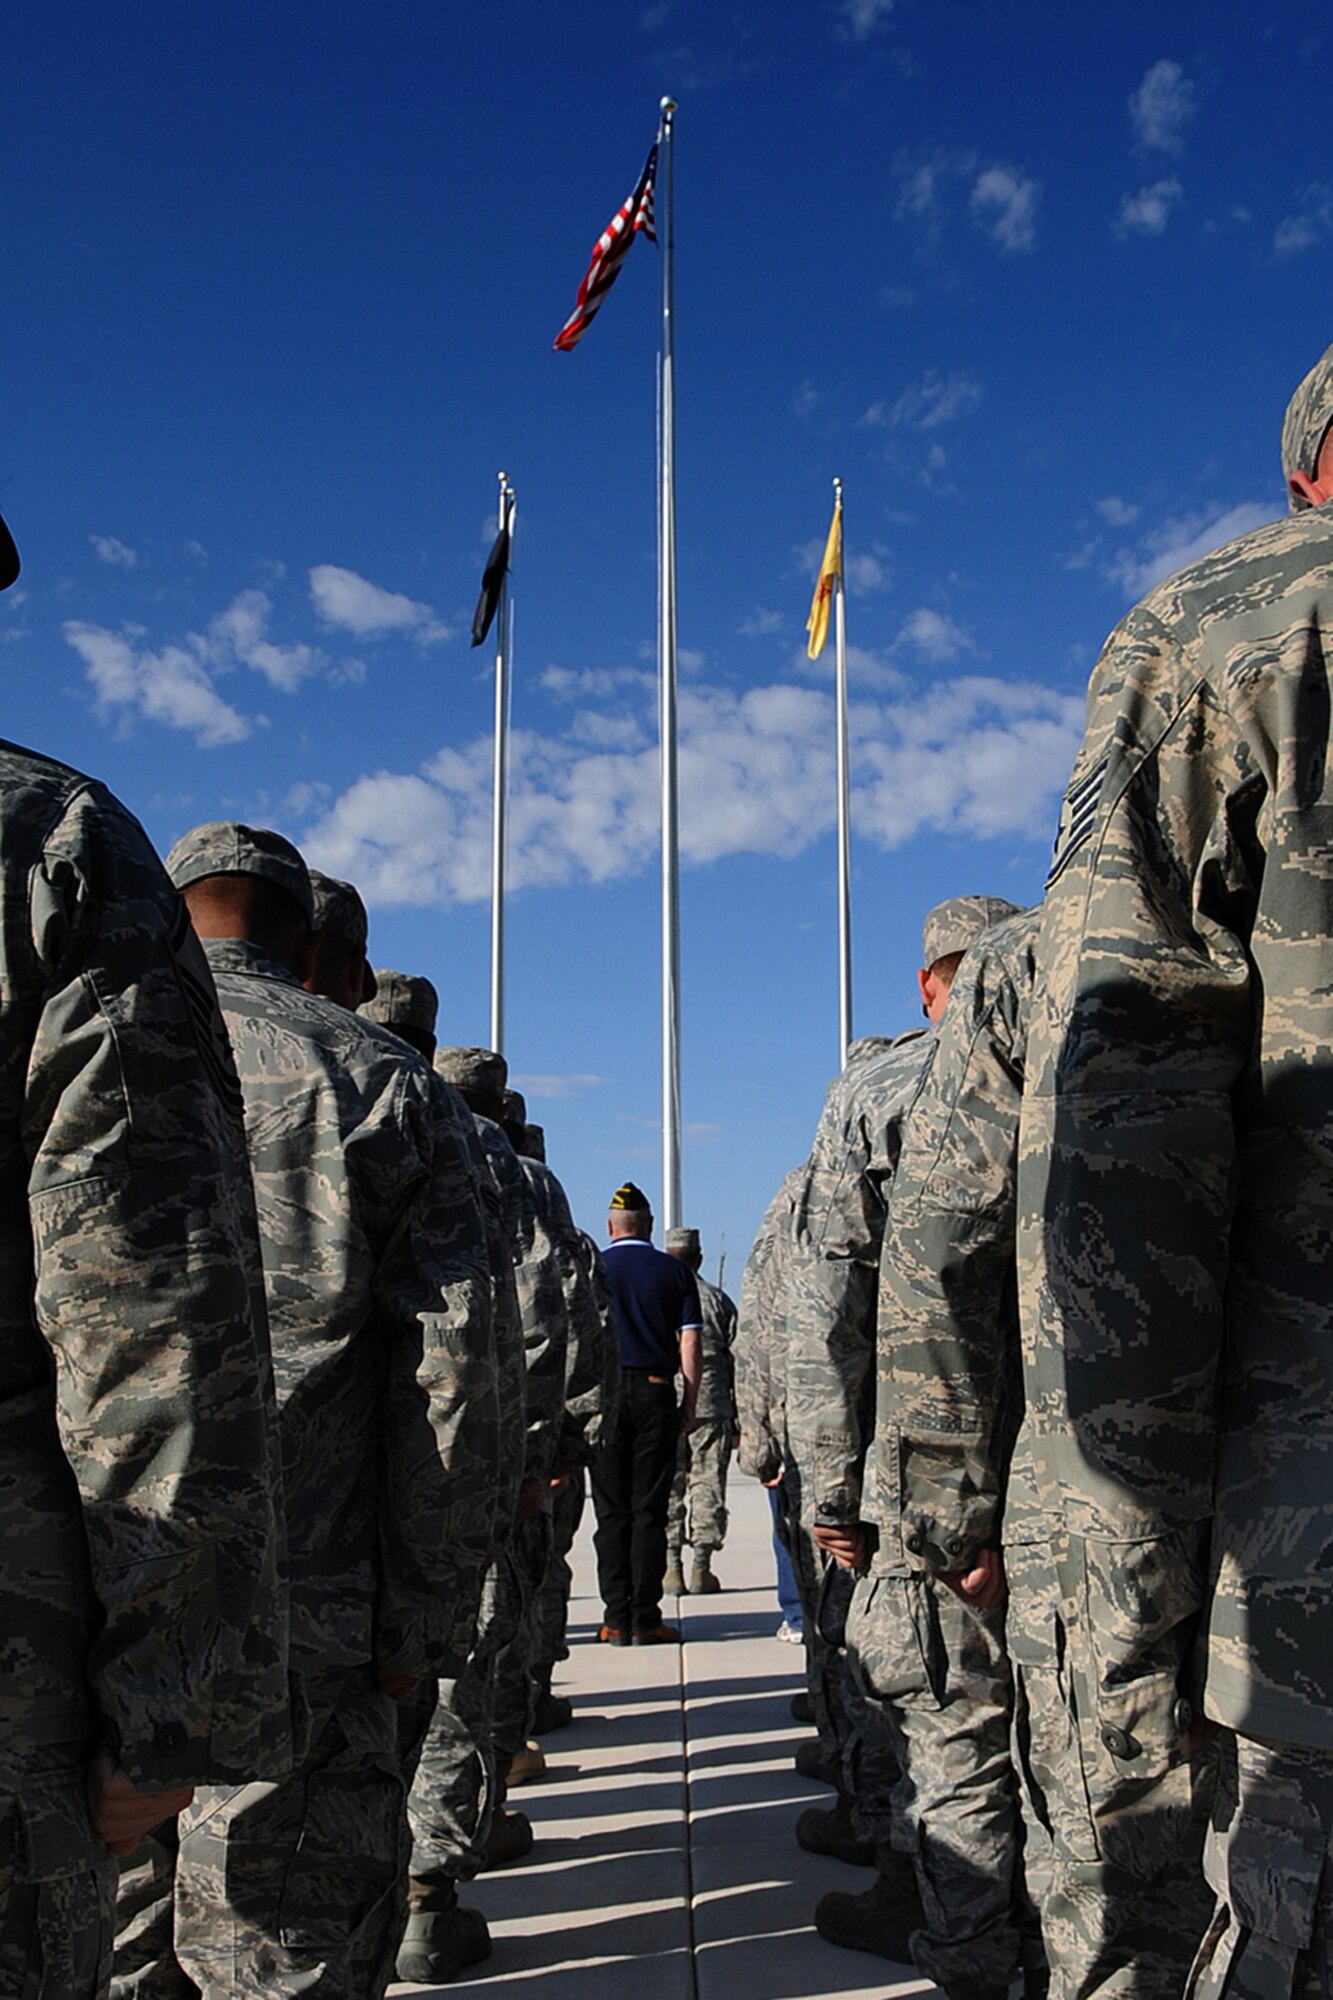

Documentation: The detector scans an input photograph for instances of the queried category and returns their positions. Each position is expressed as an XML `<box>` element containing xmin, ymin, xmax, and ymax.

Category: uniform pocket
<box><xmin>845</xmin><ymin>1573</ymin><xmax>942</xmax><ymax>1707</ymax></box>
<box><xmin>2</xmin><ymin>1771</ymin><xmax>116</xmax><ymax>2000</ymax></box>
<box><xmin>276</xmin><ymin>1692</ymin><xmax>403</xmax><ymax>1953</ymax></box>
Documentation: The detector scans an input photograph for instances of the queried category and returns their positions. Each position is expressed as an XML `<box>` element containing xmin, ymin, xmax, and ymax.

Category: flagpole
<box><xmin>489</xmin><ymin>472</ymin><xmax>515</xmax><ymax>1056</ymax></box>
<box><xmin>657</xmin><ymin>96</ymin><xmax>682</xmax><ymax>1230</ymax></box>
<box><xmin>833</xmin><ymin>476</ymin><xmax>852</xmax><ymax>1068</ymax></box>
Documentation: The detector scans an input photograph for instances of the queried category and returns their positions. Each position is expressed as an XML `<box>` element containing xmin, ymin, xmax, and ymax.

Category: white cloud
<box><xmin>895</xmin><ymin>153</ymin><xmax>953</xmax><ymax>234</ymax></box>
<box><xmin>1115</xmin><ymin>178</ymin><xmax>1183</xmax><ymax>238</ymax></box>
<box><xmin>840</xmin><ymin>0</ymin><xmax>894</xmax><ymax>38</ymax></box>
<box><xmin>1096</xmin><ymin>496</ymin><xmax>1139</xmax><ymax>527</ymax></box>
<box><xmin>791</xmin><ymin>380</ymin><xmax>822</xmax><ymax>418</ymax></box>
<box><xmin>66</xmin><ymin>582</ymin><xmax>360</xmax><ymax>742</ymax></box>
<box><xmin>970</xmin><ymin>165</ymin><xmax>1040</xmax><ymax>253</ymax></box>
<box><xmin>1129</xmin><ymin>60</ymin><xmax>1194</xmax><ymax>154</ymax></box>
<box><xmin>308</xmin><ymin>564</ymin><xmax>451</xmax><ymax>642</ymax></box>
<box><xmin>896</xmin><ymin>607</ymin><xmax>978</xmax><ymax>664</ymax></box>
<box><xmin>64</xmin><ymin>622</ymin><xmax>251</xmax><ymax>748</ymax></box>
<box><xmin>740</xmin><ymin>606</ymin><xmax>785</xmax><ymax>637</ymax></box>
<box><xmin>891</xmin><ymin>371</ymin><xmax>983</xmax><ymax>431</ymax></box>
<box><xmin>91</xmin><ymin>534</ymin><xmax>138</xmax><ymax>568</ymax></box>
<box><xmin>1107</xmin><ymin>501</ymin><xmax>1275</xmax><ymax>596</ymax></box>
<box><xmin>846</xmin><ymin>551</ymin><xmax>891</xmax><ymax>595</ymax></box>
<box><xmin>297</xmin><ymin>671</ymin><xmax>1081</xmax><ymax>906</ymax></box>
<box><xmin>510</xmin><ymin>1072</ymin><xmax>610</xmax><ymax>1100</ymax></box>
<box><xmin>210</xmin><ymin>588</ymin><xmax>324</xmax><ymax>692</ymax></box>
<box><xmin>1274</xmin><ymin>184</ymin><xmax>1333</xmax><ymax>259</ymax></box>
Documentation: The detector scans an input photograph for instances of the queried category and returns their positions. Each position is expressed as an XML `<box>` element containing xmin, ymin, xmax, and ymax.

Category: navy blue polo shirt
<box><xmin>603</xmin><ymin>1238</ymin><xmax>703</xmax><ymax>1374</ymax></box>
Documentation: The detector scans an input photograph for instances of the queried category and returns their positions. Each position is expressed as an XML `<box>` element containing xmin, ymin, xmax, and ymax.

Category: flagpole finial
<box><xmin>660</xmin><ymin>95</ymin><xmax>677</xmax><ymax>117</ymax></box>
<box><xmin>833</xmin><ymin>475</ymin><xmax>843</xmax><ymax>500</ymax></box>
<box><xmin>498</xmin><ymin>469</ymin><xmax>508</xmax><ymax>488</ymax></box>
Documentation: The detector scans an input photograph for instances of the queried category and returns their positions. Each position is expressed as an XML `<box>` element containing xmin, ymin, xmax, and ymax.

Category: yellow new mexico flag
<box><xmin>805</xmin><ymin>498</ymin><xmax>842</xmax><ymax>660</ymax></box>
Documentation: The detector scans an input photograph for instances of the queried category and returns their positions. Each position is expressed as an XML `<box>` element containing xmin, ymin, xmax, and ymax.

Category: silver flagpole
<box><xmin>833</xmin><ymin>477</ymin><xmax>852</xmax><ymax>1067</ymax></box>
<box><xmin>489</xmin><ymin>472</ymin><xmax>515</xmax><ymax>1056</ymax></box>
<box><xmin>657</xmin><ymin>96</ymin><xmax>682</xmax><ymax>1229</ymax></box>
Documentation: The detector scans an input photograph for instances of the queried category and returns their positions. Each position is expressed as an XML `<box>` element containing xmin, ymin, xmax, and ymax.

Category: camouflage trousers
<box><xmin>403</xmin><ymin>1511</ymin><xmax>549</xmax><ymax>1895</ymax></box>
<box><xmin>1186</xmin><ymin>1732</ymin><xmax>1333</xmax><ymax>2000</ymax></box>
<box><xmin>530</xmin><ymin>1472</ymin><xmax>586</xmax><ymax>1691</ymax></box>
<box><xmin>112</xmin><ymin>1667</ymin><xmax>405</xmax><ymax>2000</ymax></box>
<box><xmin>1006</xmin><ymin>1533</ymin><xmax>1215</xmax><ymax>2000</ymax></box>
<box><xmin>846</xmin><ymin>1565</ymin><xmax>1038</xmax><ymax>1993</ymax></box>
<box><xmin>0</xmin><ymin>1749</ymin><xmax>116</xmax><ymax>2000</ymax></box>
<box><xmin>815</xmin><ymin>1553</ymin><xmax>904</xmax><ymax>1850</ymax></box>
<box><xmin>666</xmin><ymin>1422</ymin><xmax>732</xmax><ymax>1558</ymax></box>
<box><xmin>777</xmin><ymin>1471</ymin><xmax>877</xmax><ymax>1784</ymax></box>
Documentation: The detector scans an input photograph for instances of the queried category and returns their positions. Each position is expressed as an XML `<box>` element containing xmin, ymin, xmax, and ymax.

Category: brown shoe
<box><xmin>506</xmin><ymin>1740</ymin><xmax>547</xmax><ymax>1786</ymax></box>
<box><xmin>632</xmin><ymin>1621</ymin><xmax>681</xmax><ymax>1645</ymax></box>
<box><xmin>598</xmin><ymin>1623</ymin><xmax>631</xmax><ymax>1646</ymax></box>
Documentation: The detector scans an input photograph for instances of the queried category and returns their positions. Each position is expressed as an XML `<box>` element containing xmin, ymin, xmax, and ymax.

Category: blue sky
<box><xmin>4</xmin><ymin>1</ymin><xmax>1327</xmax><ymax>1284</ymax></box>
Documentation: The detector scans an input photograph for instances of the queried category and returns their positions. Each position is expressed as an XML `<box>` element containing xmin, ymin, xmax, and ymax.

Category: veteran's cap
<box><xmin>609</xmin><ymin>1181</ymin><xmax>651</xmax><ymax>1212</ymax></box>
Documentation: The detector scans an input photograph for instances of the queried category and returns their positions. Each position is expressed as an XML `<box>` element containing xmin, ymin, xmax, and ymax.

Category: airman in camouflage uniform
<box><xmin>783</xmin><ymin>898</ymin><xmax>1022</xmax><ymax>1944</ymax></box>
<box><xmin>859</xmin><ymin>907</ymin><xmax>1048</xmax><ymax>2000</ymax></box>
<box><xmin>399</xmin><ymin>1049</ymin><xmax>564</xmax><ymax>1981</ymax></box>
<box><xmin>663</xmin><ymin>1228</ymin><xmax>738</xmax><ymax>1597</ymax></box>
<box><xmin>118</xmin><ymin>827</ymin><xmax>498</xmax><ymax>2000</ymax></box>
<box><xmin>0</xmin><ymin>735</ymin><xmax>291</xmax><ymax>2000</ymax></box>
<box><xmin>525</xmin><ymin>1192</ymin><xmax>621</xmax><ymax>1735</ymax></box>
<box><xmin>1020</xmin><ymin>342</ymin><xmax>1333</xmax><ymax>1999</ymax></box>
<box><xmin>734</xmin><ymin>1169</ymin><xmax>809</xmax><ymax>1652</ymax></box>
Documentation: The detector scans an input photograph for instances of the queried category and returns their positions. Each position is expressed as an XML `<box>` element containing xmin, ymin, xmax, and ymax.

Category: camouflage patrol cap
<box><xmin>307</xmin><ymin>870</ymin><xmax>376</xmax><ymax>1002</ymax></box>
<box><xmin>434</xmin><ymin>1045</ymin><xmax>508</xmax><ymax>1095</ymax></box>
<box><xmin>165</xmin><ymin>821</ymin><xmax>314</xmax><ymax>925</ymax></box>
<box><xmin>359</xmin><ymin>969</ymin><xmax>438</xmax><ymax>1035</ymax></box>
<box><xmin>921</xmin><ymin>895</ymin><xmax>1026</xmax><ymax>968</ymax></box>
<box><xmin>1281</xmin><ymin>342</ymin><xmax>1333</xmax><ymax>509</ymax></box>
<box><xmin>504</xmin><ymin>1088</ymin><xmax>528</xmax><ymax>1127</ymax></box>
<box><xmin>610</xmin><ymin>1181</ymin><xmax>651</xmax><ymax>1212</ymax></box>
<box><xmin>524</xmin><ymin>1123</ymin><xmax>547</xmax><ymax>1162</ymax></box>
<box><xmin>664</xmin><ymin>1226</ymin><xmax>700</xmax><ymax>1253</ymax></box>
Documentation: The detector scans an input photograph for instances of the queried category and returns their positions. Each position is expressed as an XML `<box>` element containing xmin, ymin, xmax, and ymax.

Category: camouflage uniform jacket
<box><xmin>1019</xmin><ymin>499</ymin><xmax>1333</xmax><ymax>1751</ymax></box>
<box><xmin>203</xmin><ymin>938</ymin><xmax>498</xmax><ymax>1684</ymax></box>
<box><xmin>734</xmin><ymin>1168</ymin><xmax>803</xmax><ymax>1481</ymax></box>
<box><xmin>0</xmin><ymin>744</ymin><xmax>290</xmax><ymax>1788</ymax></box>
<box><xmin>473</xmin><ymin>1119</ymin><xmax>566</xmax><ymax>1482</ymax></box>
<box><xmin>439</xmin><ymin>1086</ymin><xmax>524</xmax><ymax>1553</ymax></box>
<box><xmin>785</xmin><ymin>1030</ymin><xmax>933</xmax><ymax>1524</ymax></box>
<box><xmin>869</xmin><ymin>910</ymin><xmax>1040</xmax><ymax>1574</ymax></box>
<box><xmin>520</xmin><ymin>1157</ymin><xmax>603</xmax><ymax>1466</ymax></box>
<box><xmin>694</xmin><ymin>1273</ymin><xmax>738</xmax><ymax>1429</ymax></box>
<box><xmin>569</xmin><ymin>1228</ymin><xmax>622</xmax><ymax>1459</ymax></box>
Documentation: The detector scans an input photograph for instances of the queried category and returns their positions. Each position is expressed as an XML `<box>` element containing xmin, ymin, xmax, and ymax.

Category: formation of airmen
<box><xmin>3</xmin><ymin>334</ymin><xmax>1333</xmax><ymax>2000</ymax></box>
<box><xmin>732</xmin><ymin>337</ymin><xmax>1333</xmax><ymax>2000</ymax></box>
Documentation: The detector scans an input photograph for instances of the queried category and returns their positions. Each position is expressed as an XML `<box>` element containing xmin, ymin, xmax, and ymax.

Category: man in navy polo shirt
<box><xmin>591</xmin><ymin>1184</ymin><xmax>703</xmax><ymax>1645</ymax></box>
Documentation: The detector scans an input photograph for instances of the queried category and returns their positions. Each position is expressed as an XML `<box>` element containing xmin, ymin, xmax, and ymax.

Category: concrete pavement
<box><xmin>395</xmin><ymin>1473</ymin><xmax>938</xmax><ymax>2000</ymax></box>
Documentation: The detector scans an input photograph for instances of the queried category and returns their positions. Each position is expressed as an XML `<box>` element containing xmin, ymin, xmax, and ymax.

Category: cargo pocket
<box><xmin>276</xmin><ymin>1693</ymin><xmax>404</xmax><ymax>1956</ymax></box>
<box><xmin>1067</xmin><ymin>1533</ymin><xmax>1204</xmax><ymax>1878</ymax></box>
<box><xmin>844</xmin><ymin>1573</ymin><xmax>943</xmax><ymax>1707</ymax></box>
<box><xmin>7</xmin><ymin>1770</ymin><xmax>116</xmax><ymax>2000</ymax></box>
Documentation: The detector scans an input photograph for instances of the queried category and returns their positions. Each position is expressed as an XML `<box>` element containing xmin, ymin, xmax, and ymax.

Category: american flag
<box><xmin>553</xmin><ymin>145</ymin><xmax>658</xmax><ymax>353</ymax></box>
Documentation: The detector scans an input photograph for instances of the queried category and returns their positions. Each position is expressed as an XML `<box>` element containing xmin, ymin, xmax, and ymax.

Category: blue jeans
<box><xmin>767</xmin><ymin>1484</ymin><xmax>803</xmax><ymax>1630</ymax></box>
